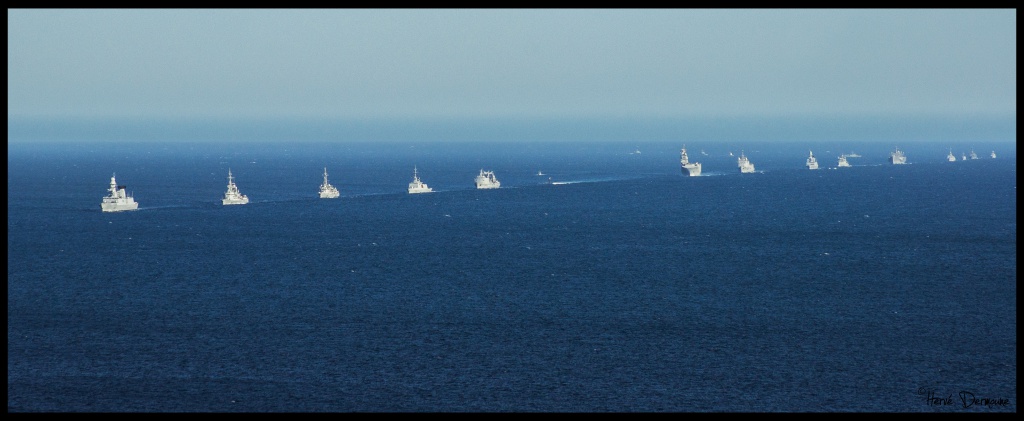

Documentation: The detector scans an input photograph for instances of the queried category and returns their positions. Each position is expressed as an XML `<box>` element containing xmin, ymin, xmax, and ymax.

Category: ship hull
<box><xmin>101</xmin><ymin>202</ymin><xmax>138</xmax><ymax>212</ymax></box>
<box><xmin>681</xmin><ymin>163</ymin><xmax>701</xmax><ymax>176</ymax></box>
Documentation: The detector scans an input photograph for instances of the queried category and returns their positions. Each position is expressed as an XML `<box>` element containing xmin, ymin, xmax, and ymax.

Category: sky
<box><xmin>6</xmin><ymin>9</ymin><xmax>1017</xmax><ymax>143</ymax></box>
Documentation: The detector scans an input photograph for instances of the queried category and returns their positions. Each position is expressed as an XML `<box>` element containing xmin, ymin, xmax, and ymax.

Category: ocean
<box><xmin>7</xmin><ymin>140</ymin><xmax>1017</xmax><ymax>412</ymax></box>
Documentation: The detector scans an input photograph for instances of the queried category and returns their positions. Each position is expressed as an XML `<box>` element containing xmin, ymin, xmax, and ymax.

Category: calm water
<box><xmin>7</xmin><ymin>141</ymin><xmax>1017</xmax><ymax>412</ymax></box>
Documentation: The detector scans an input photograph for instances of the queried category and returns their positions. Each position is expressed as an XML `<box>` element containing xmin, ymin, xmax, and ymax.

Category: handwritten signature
<box><xmin>918</xmin><ymin>388</ymin><xmax>1011</xmax><ymax>409</ymax></box>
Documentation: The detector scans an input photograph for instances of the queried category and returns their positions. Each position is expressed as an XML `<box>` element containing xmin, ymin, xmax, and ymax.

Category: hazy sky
<box><xmin>7</xmin><ymin>9</ymin><xmax>1017</xmax><ymax>120</ymax></box>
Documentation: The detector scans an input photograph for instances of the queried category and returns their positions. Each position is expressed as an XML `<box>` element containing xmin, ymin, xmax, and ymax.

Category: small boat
<box><xmin>947</xmin><ymin>149</ymin><xmax>957</xmax><ymax>162</ymax></box>
<box><xmin>222</xmin><ymin>169</ymin><xmax>249</xmax><ymax>205</ymax></box>
<box><xmin>680</xmin><ymin>145</ymin><xmax>702</xmax><ymax>176</ymax></box>
<box><xmin>475</xmin><ymin>169</ymin><xmax>501</xmax><ymax>189</ymax></box>
<box><xmin>838</xmin><ymin>155</ymin><xmax>851</xmax><ymax>167</ymax></box>
<box><xmin>962</xmin><ymin>153</ymin><xmax>968</xmax><ymax>161</ymax></box>
<box><xmin>806</xmin><ymin>150</ymin><xmax>819</xmax><ymax>170</ymax></box>
<box><xmin>408</xmin><ymin>166</ymin><xmax>433</xmax><ymax>194</ymax></box>
<box><xmin>969</xmin><ymin>150</ymin><xmax>978</xmax><ymax>160</ymax></box>
<box><xmin>991</xmin><ymin>151</ymin><xmax>997</xmax><ymax>159</ymax></box>
<box><xmin>537</xmin><ymin>170</ymin><xmax>544</xmax><ymax>176</ymax></box>
<box><xmin>700</xmin><ymin>149</ymin><xmax>709</xmax><ymax>156</ymax></box>
<box><xmin>319</xmin><ymin>167</ymin><xmax>340</xmax><ymax>199</ymax></box>
<box><xmin>100</xmin><ymin>173</ymin><xmax>139</xmax><ymax>212</ymax></box>
<box><xmin>737</xmin><ymin>151</ymin><xmax>755</xmax><ymax>173</ymax></box>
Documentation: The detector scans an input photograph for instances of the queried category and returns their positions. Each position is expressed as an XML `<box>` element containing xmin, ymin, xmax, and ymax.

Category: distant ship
<box><xmin>475</xmin><ymin>170</ymin><xmax>501</xmax><ymax>189</ymax></box>
<box><xmin>408</xmin><ymin>166</ymin><xmax>433</xmax><ymax>194</ymax></box>
<box><xmin>222</xmin><ymin>169</ymin><xmax>249</xmax><ymax>205</ymax></box>
<box><xmin>319</xmin><ymin>167</ymin><xmax>340</xmax><ymax>199</ymax></box>
<box><xmin>845</xmin><ymin>153</ymin><xmax>862</xmax><ymax>158</ymax></box>
<box><xmin>991</xmin><ymin>151</ymin><xmax>997</xmax><ymax>159</ymax></box>
<box><xmin>680</xmin><ymin>145</ymin><xmax>702</xmax><ymax>176</ymax></box>
<box><xmin>806</xmin><ymin>150</ymin><xmax>819</xmax><ymax>170</ymax></box>
<box><xmin>838</xmin><ymin>155</ymin><xmax>851</xmax><ymax>167</ymax></box>
<box><xmin>889</xmin><ymin>147</ymin><xmax>907</xmax><ymax>165</ymax></box>
<box><xmin>969</xmin><ymin>150</ymin><xmax>978</xmax><ymax>160</ymax></box>
<box><xmin>737</xmin><ymin>151</ymin><xmax>755</xmax><ymax>173</ymax></box>
<box><xmin>701</xmin><ymin>149</ymin><xmax>708</xmax><ymax>156</ymax></box>
<box><xmin>100</xmin><ymin>173</ymin><xmax>139</xmax><ymax>212</ymax></box>
<box><xmin>947</xmin><ymin>149</ymin><xmax>957</xmax><ymax>162</ymax></box>
<box><xmin>537</xmin><ymin>171</ymin><xmax>544</xmax><ymax>176</ymax></box>
<box><xmin>962</xmin><ymin>153</ymin><xmax>968</xmax><ymax>161</ymax></box>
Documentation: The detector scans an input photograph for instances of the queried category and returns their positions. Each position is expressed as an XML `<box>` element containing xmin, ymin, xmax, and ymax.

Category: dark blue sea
<box><xmin>7</xmin><ymin>141</ymin><xmax>1017</xmax><ymax>412</ymax></box>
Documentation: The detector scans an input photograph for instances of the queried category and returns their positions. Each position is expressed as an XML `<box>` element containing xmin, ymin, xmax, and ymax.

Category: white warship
<box><xmin>408</xmin><ymin>166</ymin><xmax>434</xmax><ymax>194</ymax></box>
<box><xmin>889</xmin><ymin>147</ymin><xmax>907</xmax><ymax>165</ymax></box>
<box><xmin>100</xmin><ymin>174</ymin><xmax>139</xmax><ymax>212</ymax></box>
<box><xmin>680</xmin><ymin>146</ymin><xmax>702</xmax><ymax>176</ymax></box>
<box><xmin>806</xmin><ymin>151</ymin><xmax>819</xmax><ymax>170</ymax></box>
<box><xmin>475</xmin><ymin>170</ymin><xmax>501</xmax><ymax>189</ymax></box>
<box><xmin>738</xmin><ymin>151</ymin><xmax>755</xmax><ymax>173</ymax></box>
<box><xmin>838</xmin><ymin>155</ymin><xmax>851</xmax><ymax>168</ymax></box>
<box><xmin>319</xmin><ymin>167</ymin><xmax>340</xmax><ymax>199</ymax></box>
<box><xmin>222</xmin><ymin>169</ymin><xmax>249</xmax><ymax>205</ymax></box>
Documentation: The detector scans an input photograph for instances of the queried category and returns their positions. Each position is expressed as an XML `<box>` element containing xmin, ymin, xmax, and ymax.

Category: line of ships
<box><xmin>681</xmin><ymin>146</ymin><xmax>995</xmax><ymax>176</ymax></box>
<box><xmin>101</xmin><ymin>166</ymin><xmax>500</xmax><ymax>212</ymax></box>
<box><xmin>100</xmin><ymin>147</ymin><xmax>1000</xmax><ymax>212</ymax></box>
